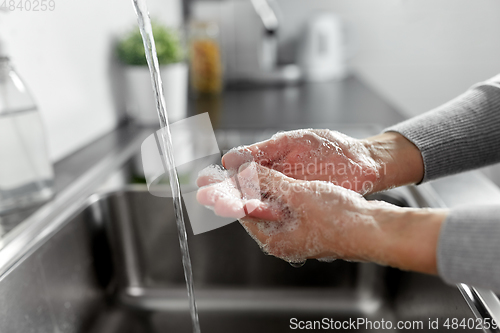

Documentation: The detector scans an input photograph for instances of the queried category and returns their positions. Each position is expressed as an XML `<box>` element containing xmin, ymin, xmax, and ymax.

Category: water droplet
<box><xmin>289</xmin><ymin>260</ymin><xmax>306</xmax><ymax>268</ymax></box>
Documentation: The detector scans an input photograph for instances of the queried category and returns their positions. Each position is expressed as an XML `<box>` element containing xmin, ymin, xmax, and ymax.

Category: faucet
<box><xmin>250</xmin><ymin>0</ymin><xmax>278</xmax><ymax>70</ymax></box>
<box><xmin>229</xmin><ymin>0</ymin><xmax>300</xmax><ymax>85</ymax></box>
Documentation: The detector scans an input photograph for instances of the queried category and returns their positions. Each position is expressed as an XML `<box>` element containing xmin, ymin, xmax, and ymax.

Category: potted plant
<box><xmin>117</xmin><ymin>22</ymin><xmax>187</xmax><ymax>124</ymax></box>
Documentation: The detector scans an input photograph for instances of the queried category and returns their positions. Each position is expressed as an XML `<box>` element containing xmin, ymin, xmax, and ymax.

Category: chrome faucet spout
<box><xmin>250</xmin><ymin>0</ymin><xmax>279</xmax><ymax>34</ymax></box>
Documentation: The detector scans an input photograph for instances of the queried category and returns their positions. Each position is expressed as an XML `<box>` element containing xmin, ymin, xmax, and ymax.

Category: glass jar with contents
<box><xmin>189</xmin><ymin>21</ymin><xmax>223</xmax><ymax>97</ymax></box>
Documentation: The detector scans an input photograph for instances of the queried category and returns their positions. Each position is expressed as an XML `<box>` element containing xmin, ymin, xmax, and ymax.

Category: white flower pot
<box><xmin>124</xmin><ymin>62</ymin><xmax>188</xmax><ymax>124</ymax></box>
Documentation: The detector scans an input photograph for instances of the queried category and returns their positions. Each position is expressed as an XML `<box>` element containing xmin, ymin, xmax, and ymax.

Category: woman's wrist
<box><xmin>356</xmin><ymin>132</ymin><xmax>444</xmax><ymax>274</ymax></box>
<box><xmin>362</xmin><ymin>132</ymin><xmax>425</xmax><ymax>193</ymax></box>
<box><xmin>367</xmin><ymin>204</ymin><xmax>449</xmax><ymax>274</ymax></box>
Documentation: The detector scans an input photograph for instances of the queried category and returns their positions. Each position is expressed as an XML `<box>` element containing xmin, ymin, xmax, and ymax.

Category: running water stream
<box><xmin>131</xmin><ymin>1</ymin><xmax>201</xmax><ymax>332</ymax></box>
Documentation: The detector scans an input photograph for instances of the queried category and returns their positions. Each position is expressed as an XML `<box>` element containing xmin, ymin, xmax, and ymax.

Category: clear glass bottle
<box><xmin>0</xmin><ymin>56</ymin><xmax>54</xmax><ymax>214</ymax></box>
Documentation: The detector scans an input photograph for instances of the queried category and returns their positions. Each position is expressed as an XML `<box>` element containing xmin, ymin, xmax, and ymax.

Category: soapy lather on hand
<box><xmin>197</xmin><ymin>129</ymin><xmax>446</xmax><ymax>274</ymax></box>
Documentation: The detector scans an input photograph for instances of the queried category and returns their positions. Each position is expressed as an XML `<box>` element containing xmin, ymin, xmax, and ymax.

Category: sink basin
<box><xmin>85</xmin><ymin>186</ymin><xmax>476</xmax><ymax>333</ymax></box>
<box><xmin>0</xmin><ymin>126</ymin><xmax>493</xmax><ymax>333</ymax></box>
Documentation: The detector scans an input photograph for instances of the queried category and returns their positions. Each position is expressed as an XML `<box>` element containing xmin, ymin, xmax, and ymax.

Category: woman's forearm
<box><xmin>366</xmin><ymin>204</ymin><xmax>449</xmax><ymax>274</ymax></box>
<box><xmin>362</xmin><ymin>131</ymin><xmax>425</xmax><ymax>193</ymax></box>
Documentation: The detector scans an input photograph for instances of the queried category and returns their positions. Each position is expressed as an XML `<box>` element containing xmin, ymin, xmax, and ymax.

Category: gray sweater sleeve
<box><xmin>439</xmin><ymin>205</ymin><xmax>500</xmax><ymax>291</ymax></box>
<box><xmin>385</xmin><ymin>75</ymin><xmax>500</xmax><ymax>291</ymax></box>
<box><xmin>386</xmin><ymin>75</ymin><xmax>500</xmax><ymax>182</ymax></box>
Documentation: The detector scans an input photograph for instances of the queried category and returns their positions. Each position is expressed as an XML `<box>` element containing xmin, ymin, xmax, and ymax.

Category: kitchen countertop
<box><xmin>0</xmin><ymin>125</ymin><xmax>148</xmax><ymax>238</ymax></box>
<box><xmin>188</xmin><ymin>75</ymin><xmax>405</xmax><ymax>131</ymax></box>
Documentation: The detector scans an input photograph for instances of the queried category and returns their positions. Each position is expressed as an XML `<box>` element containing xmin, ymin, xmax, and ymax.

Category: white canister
<box><xmin>297</xmin><ymin>13</ymin><xmax>349</xmax><ymax>82</ymax></box>
<box><xmin>124</xmin><ymin>62</ymin><xmax>188</xmax><ymax>124</ymax></box>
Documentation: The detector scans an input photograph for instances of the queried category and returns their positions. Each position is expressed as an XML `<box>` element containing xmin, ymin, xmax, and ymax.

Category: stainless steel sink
<box><xmin>0</xmin><ymin>126</ymin><xmax>494</xmax><ymax>333</ymax></box>
<box><xmin>85</xmin><ymin>186</ymin><xmax>477</xmax><ymax>333</ymax></box>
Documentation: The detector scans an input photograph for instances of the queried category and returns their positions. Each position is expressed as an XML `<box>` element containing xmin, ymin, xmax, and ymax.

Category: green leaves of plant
<box><xmin>116</xmin><ymin>22</ymin><xmax>183</xmax><ymax>66</ymax></box>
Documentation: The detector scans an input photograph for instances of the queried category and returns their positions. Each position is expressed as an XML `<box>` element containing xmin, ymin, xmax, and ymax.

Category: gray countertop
<box><xmin>0</xmin><ymin>125</ymin><xmax>148</xmax><ymax>237</ymax></box>
<box><xmin>188</xmin><ymin>75</ymin><xmax>405</xmax><ymax>131</ymax></box>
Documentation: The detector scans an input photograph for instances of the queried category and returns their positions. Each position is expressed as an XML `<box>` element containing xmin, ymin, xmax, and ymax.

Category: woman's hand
<box><xmin>197</xmin><ymin>162</ymin><xmax>447</xmax><ymax>274</ymax></box>
<box><xmin>221</xmin><ymin>129</ymin><xmax>425</xmax><ymax>195</ymax></box>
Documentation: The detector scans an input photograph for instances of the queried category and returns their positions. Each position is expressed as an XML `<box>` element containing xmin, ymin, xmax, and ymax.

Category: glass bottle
<box><xmin>0</xmin><ymin>56</ymin><xmax>54</xmax><ymax>214</ymax></box>
<box><xmin>189</xmin><ymin>21</ymin><xmax>223</xmax><ymax>97</ymax></box>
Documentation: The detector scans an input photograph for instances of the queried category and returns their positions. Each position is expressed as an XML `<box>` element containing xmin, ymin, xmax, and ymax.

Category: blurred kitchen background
<box><xmin>3</xmin><ymin>0</ymin><xmax>500</xmax><ymax>183</ymax></box>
